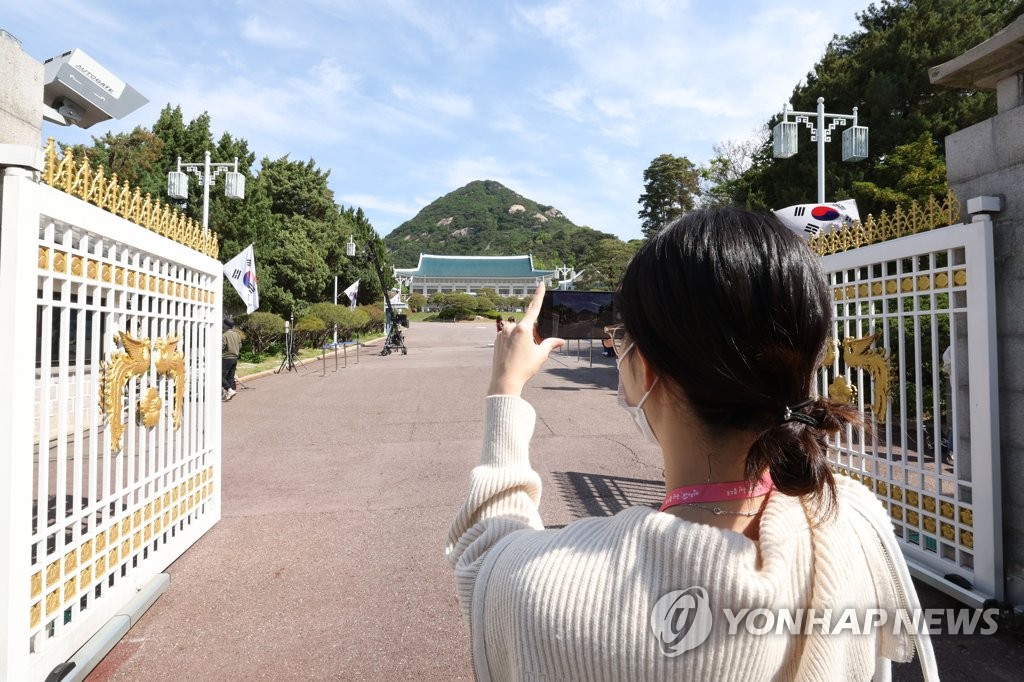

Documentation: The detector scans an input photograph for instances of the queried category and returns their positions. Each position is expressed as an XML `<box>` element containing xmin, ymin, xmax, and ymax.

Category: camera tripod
<box><xmin>275</xmin><ymin>313</ymin><xmax>299</xmax><ymax>373</ymax></box>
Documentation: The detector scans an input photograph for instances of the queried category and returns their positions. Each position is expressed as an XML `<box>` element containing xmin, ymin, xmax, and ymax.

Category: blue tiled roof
<box><xmin>395</xmin><ymin>255</ymin><xmax>555</xmax><ymax>278</ymax></box>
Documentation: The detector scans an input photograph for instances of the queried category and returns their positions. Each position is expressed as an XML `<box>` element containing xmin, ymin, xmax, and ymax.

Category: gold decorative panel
<box><xmin>46</xmin><ymin>560</ymin><xmax>60</xmax><ymax>586</ymax></box>
<box><xmin>100</xmin><ymin>331</ymin><xmax>187</xmax><ymax>453</ymax></box>
<box><xmin>46</xmin><ymin>589</ymin><xmax>60</xmax><ymax>616</ymax></box>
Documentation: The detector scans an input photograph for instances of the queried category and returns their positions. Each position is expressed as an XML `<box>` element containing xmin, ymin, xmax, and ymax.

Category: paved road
<box><xmin>86</xmin><ymin>321</ymin><xmax>1024</xmax><ymax>680</ymax></box>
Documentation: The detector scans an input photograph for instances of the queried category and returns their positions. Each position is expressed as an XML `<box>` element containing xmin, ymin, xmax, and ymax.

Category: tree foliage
<box><xmin>577</xmin><ymin>238</ymin><xmax>641</xmax><ymax>290</ymax></box>
<box><xmin>699</xmin><ymin>132</ymin><xmax>767</xmax><ymax>208</ymax></box>
<box><xmin>637</xmin><ymin>154</ymin><xmax>702</xmax><ymax>238</ymax></box>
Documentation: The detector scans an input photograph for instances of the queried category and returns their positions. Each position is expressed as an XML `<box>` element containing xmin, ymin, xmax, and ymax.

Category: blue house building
<box><xmin>395</xmin><ymin>254</ymin><xmax>556</xmax><ymax>297</ymax></box>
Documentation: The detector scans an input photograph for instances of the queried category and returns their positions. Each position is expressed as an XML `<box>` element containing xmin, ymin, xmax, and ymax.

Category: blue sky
<box><xmin>5</xmin><ymin>0</ymin><xmax>870</xmax><ymax>242</ymax></box>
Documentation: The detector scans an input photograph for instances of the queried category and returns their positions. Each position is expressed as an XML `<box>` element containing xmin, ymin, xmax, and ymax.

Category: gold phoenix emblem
<box><xmin>841</xmin><ymin>332</ymin><xmax>890</xmax><ymax>424</ymax></box>
<box><xmin>99</xmin><ymin>331</ymin><xmax>186</xmax><ymax>453</ymax></box>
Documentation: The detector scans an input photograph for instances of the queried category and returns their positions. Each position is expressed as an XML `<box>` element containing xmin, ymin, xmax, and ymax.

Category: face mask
<box><xmin>615</xmin><ymin>343</ymin><xmax>660</xmax><ymax>445</ymax></box>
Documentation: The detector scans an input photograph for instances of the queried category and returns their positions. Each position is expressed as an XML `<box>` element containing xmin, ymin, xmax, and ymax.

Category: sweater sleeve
<box><xmin>445</xmin><ymin>395</ymin><xmax>545</xmax><ymax>622</ymax></box>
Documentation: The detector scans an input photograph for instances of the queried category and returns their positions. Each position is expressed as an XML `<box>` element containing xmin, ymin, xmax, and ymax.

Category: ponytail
<box><xmin>745</xmin><ymin>398</ymin><xmax>864</xmax><ymax>516</ymax></box>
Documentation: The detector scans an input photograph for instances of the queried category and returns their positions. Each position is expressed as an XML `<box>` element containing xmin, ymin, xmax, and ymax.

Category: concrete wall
<box><xmin>0</xmin><ymin>30</ymin><xmax>42</xmax><ymax>148</ymax></box>
<box><xmin>945</xmin><ymin>102</ymin><xmax>1024</xmax><ymax>604</ymax></box>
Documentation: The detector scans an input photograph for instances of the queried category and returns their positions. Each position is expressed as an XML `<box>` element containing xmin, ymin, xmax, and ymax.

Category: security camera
<box><xmin>42</xmin><ymin>49</ymin><xmax>147</xmax><ymax>128</ymax></box>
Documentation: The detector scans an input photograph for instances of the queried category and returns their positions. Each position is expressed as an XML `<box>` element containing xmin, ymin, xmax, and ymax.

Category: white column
<box><xmin>0</xmin><ymin>170</ymin><xmax>41</xmax><ymax>675</ymax></box>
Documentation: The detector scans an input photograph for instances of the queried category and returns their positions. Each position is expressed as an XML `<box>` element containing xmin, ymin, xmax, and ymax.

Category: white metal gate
<box><xmin>812</xmin><ymin>196</ymin><xmax>1002</xmax><ymax>605</ymax></box>
<box><xmin>0</xmin><ymin>142</ymin><xmax>223</xmax><ymax>679</ymax></box>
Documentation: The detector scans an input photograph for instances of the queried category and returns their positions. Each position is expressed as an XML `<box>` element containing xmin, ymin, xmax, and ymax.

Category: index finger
<box><xmin>519</xmin><ymin>282</ymin><xmax>547</xmax><ymax>327</ymax></box>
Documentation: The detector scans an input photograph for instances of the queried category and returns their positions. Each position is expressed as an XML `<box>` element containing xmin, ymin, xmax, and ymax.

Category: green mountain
<box><xmin>383</xmin><ymin>180</ymin><xmax>619</xmax><ymax>268</ymax></box>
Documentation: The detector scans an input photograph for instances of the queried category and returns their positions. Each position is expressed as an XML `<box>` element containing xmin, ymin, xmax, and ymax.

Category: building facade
<box><xmin>395</xmin><ymin>254</ymin><xmax>556</xmax><ymax>297</ymax></box>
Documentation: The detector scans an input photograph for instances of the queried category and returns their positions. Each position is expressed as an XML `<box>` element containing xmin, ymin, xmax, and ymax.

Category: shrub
<box><xmin>307</xmin><ymin>302</ymin><xmax>346</xmax><ymax>328</ymax></box>
<box><xmin>239</xmin><ymin>312</ymin><xmax>286</xmax><ymax>356</ymax></box>
<box><xmin>474</xmin><ymin>295</ymin><xmax>494</xmax><ymax>312</ymax></box>
<box><xmin>407</xmin><ymin>293</ymin><xmax>427</xmax><ymax>312</ymax></box>
<box><xmin>294</xmin><ymin>314</ymin><xmax>328</xmax><ymax>348</ymax></box>
<box><xmin>359</xmin><ymin>304</ymin><xmax>386</xmax><ymax>332</ymax></box>
<box><xmin>347</xmin><ymin>307</ymin><xmax>371</xmax><ymax>337</ymax></box>
<box><xmin>437</xmin><ymin>306</ymin><xmax>475</xmax><ymax>321</ymax></box>
<box><xmin>448</xmin><ymin>293</ymin><xmax>476</xmax><ymax>310</ymax></box>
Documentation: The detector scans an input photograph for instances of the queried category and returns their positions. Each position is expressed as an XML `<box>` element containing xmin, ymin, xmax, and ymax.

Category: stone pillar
<box><xmin>0</xmin><ymin>29</ymin><xmax>43</xmax><ymax>149</ymax></box>
<box><xmin>930</xmin><ymin>14</ymin><xmax>1024</xmax><ymax>604</ymax></box>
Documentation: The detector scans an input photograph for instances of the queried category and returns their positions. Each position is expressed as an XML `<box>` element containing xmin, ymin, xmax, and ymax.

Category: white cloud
<box><xmin>517</xmin><ymin>2</ymin><xmax>588</xmax><ymax>47</ymax></box>
<box><xmin>542</xmin><ymin>85</ymin><xmax>588</xmax><ymax>120</ymax></box>
<box><xmin>310</xmin><ymin>58</ymin><xmax>360</xmax><ymax>96</ymax></box>
<box><xmin>241</xmin><ymin>15</ymin><xmax>299</xmax><ymax>48</ymax></box>
<box><xmin>593</xmin><ymin>96</ymin><xmax>634</xmax><ymax>120</ymax></box>
<box><xmin>338</xmin><ymin>194</ymin><xmax>422</xmax><ymax>217</ymax></box>
<box><xmin>391</xmin><ymin>85</ymin><xmax>474</xmax><ymax>118</ymax></box>
<box><xmin>597</xmin><ymin>122</ymin><xmax>639</xmax><ymax>146</ymax></box>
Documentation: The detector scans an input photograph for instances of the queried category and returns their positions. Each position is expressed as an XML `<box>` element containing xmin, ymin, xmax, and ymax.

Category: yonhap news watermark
<box><xmin>651</xmin><ymin>587</ymin><xmax>1000</xmax><ymax>657</ymax></box>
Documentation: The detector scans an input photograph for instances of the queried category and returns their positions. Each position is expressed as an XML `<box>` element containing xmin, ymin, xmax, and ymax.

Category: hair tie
<box><xmin>782</xmin><ymin>398</ymin><xmax>819</xmax><ymax>427</ymax></box>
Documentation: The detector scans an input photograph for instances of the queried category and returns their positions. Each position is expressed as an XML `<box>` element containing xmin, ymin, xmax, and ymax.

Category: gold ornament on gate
<box><xmin>842</xmin><ymin>332</ymin><xmax>890</xmax><ymax>424</ymax></box>
<box><xmin>827</xmin><ymin>376</ymin><xmax>857</xmax><ymax>405</ymax></box>
<box><xmin>137</xmin><ymin>388</ymin><xmax>162</xmax><ymax>428</ymax></box>
<box><xmin>154</xmin><ymin>335</ymin><xmax>186</xmax><ymax>429</ymax></box>
<box><xmin>99</xmin><ymin>330</ymin><xmax>187</xmax><ymax>453</ymax></box>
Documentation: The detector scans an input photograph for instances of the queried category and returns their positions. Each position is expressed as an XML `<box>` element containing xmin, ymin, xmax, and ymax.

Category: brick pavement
<box><xmin>85</xmin><ymin>321</ymin><xmax>1024</xmax><ymax>680</ymax></box>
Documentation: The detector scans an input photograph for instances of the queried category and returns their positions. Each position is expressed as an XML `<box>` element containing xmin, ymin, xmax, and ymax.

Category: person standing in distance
<box><xmin>446</xmin><ymin>208</ymin><xmax>937</xmax><ymax>680</ymax></box>
<box><xmin>222</xmin><ymin>318</ymin><xmax>242</xmax><ymax>401</ymax></box>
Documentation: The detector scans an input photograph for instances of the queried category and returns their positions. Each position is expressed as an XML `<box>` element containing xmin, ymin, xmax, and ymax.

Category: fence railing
<box><xmin>0</xmin><ymin>146</ymin><xmax>223</xmax><ymax>679</ymax></box>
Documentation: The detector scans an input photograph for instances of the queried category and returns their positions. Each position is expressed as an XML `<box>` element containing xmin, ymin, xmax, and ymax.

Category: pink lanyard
<box><xmin>660</xmin><ymin>472</ymin><xmax>774</xmax><ymax>512</ymax></box>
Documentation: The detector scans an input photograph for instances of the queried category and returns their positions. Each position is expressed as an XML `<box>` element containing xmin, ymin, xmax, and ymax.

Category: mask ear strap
<box><xmin>636</xmin><ymin>376</ymin><xmax>659</xmax><ymax>409</ymax></box>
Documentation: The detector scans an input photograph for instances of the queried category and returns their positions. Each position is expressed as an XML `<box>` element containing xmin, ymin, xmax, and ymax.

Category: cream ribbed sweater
<box><xmin>446</xmin><ymin>396</ymin><xmax>938</xmax><ymax>681</ymax></box>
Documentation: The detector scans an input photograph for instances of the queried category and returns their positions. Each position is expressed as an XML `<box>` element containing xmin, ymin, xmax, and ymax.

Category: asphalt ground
<box><xmin>86</xmin><ymin>321</ymin><xmax>1024</xmax><ymax>681</ymax></box>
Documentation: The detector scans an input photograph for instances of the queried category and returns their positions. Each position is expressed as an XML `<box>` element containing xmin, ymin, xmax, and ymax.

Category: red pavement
<box><xmin>83</xmin><ymin>321</ymin><xmax>1024</xmax><ymax>681</ymax></box>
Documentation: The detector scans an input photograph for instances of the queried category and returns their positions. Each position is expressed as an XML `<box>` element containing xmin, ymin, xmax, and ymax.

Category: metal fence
<box><xmin>0</xmin><ymin>143</ymin><xmax>222</xmax><ymax>679</ymax></box>
<box><xmin>815</xmin><ymin>197</ymin><xmax>1002</xmax><ymax>605</ymax></box>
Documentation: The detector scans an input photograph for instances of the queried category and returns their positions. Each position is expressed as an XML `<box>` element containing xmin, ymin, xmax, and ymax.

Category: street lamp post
<box><xmin>333</xmin><ymin>274</ymin><xmax>340</xmax><ymax>345</ymax></box>
<box><xmin>772</xmin><ymin>97</ymin><xmax>869</xmax><ymax>203</ymax></box>
<box><xmin>167</xmin><ymin>150</ymin><xmax>245</xmax><ymax>231</ymax></box>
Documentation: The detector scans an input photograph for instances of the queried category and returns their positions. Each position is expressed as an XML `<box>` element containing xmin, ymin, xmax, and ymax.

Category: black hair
<box><xmin>617</xmin><ymin>208</ymin><xmax>861</xmax><ymax>508</ymax></box>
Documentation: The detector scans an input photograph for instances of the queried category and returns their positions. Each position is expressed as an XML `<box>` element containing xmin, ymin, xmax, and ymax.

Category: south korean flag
<box><xmin>224</xmin><ymin>244</ymin><xmax>260</xmax><ymax>313</ymax></box>
<box><xmin>774</xmin><ymin>199</ymin><xmax>860</xmax><ymax>238</ymax></box>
